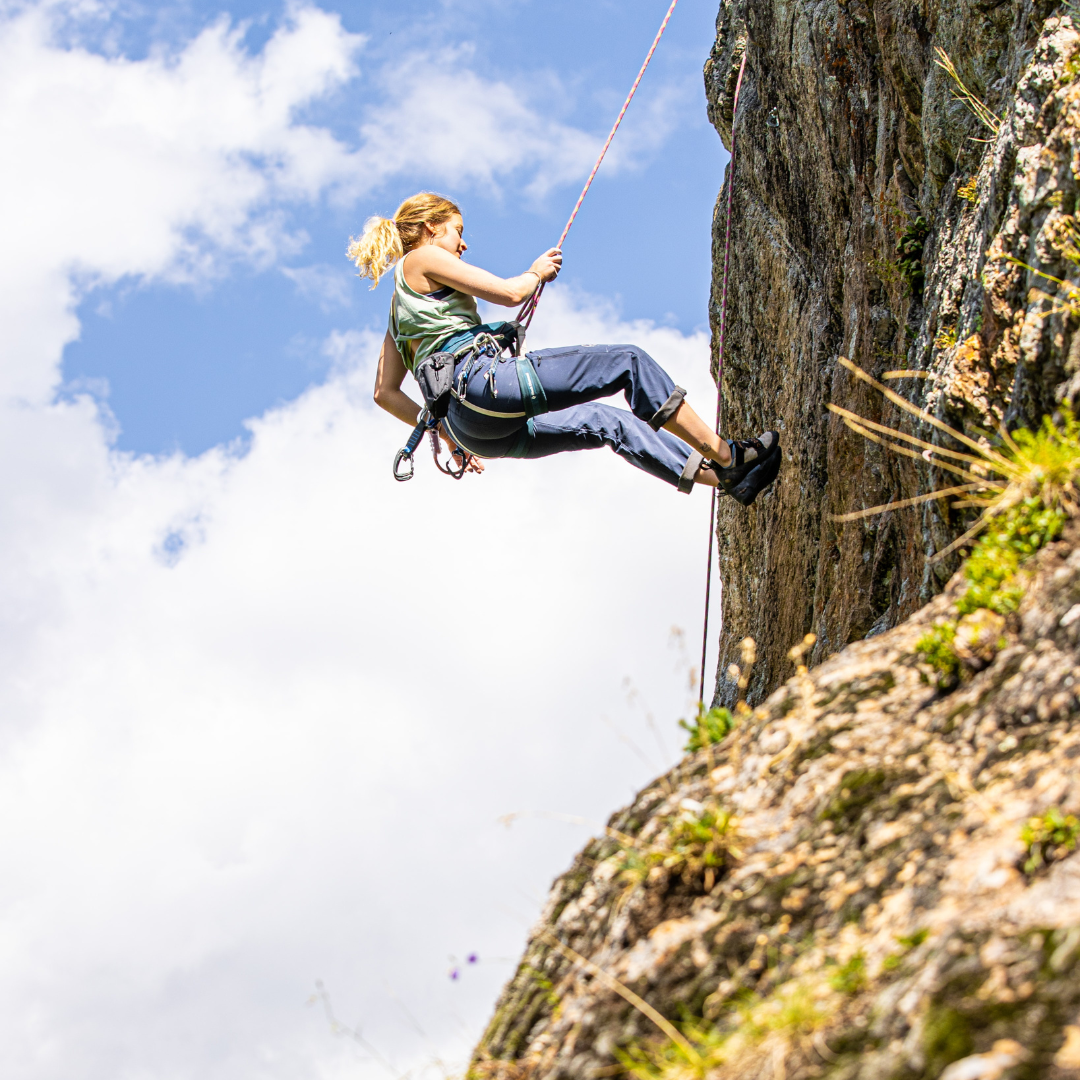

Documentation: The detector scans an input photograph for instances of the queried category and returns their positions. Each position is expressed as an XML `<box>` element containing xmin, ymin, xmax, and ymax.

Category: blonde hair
<box><xmin>347</xmin><ymin>192</ymin><xmax>462</xmax><ymax>288</ymax></box>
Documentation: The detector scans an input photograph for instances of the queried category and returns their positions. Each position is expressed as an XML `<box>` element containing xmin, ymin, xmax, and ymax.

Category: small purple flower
<box><xmin>467</xmin><ymin>953</ymin><xmax>478</xmax><ymax>964</ymax></box>
<box><xmin>449</xmin><ymin>969</ymin><xmax>460</xmax><ymax>981</ymax></box>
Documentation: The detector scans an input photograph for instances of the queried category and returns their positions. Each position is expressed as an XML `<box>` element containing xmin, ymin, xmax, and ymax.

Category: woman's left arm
<box><xmin>373</xmin><ymin>330</ymin><xmax>423</xmax><ymax>426</ymax></box>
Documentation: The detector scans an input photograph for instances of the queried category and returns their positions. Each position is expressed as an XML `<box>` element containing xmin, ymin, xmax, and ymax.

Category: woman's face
<box><xmin>428</xmin><ymin>214</ymin><xmax>467</xmax><ymax>258</ymax></box>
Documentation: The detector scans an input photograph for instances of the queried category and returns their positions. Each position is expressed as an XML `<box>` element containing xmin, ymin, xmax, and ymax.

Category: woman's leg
<box><xmin>518</xmin><ymin>403</ymin><xmax>718</xmax><ymax>491</ymax></box>
<box><xmin>450</xmin><ymin>343</ymin><xmax>778</xmax><ymax>497</ymax></box>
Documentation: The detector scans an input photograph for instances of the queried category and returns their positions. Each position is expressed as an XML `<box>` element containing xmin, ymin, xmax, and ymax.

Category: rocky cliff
<box><xmin>471</xmin><ymin>515</ymin><xmax>1080</xmax><ymax>1080</ymax></box>
<box><xmin>467</xmin><ymin>3</ymin><xmax>1080</xmax><ymax>1078</ymax></box>
<box><xmin>704</xmin><ymin>0</ymin><xmax>1080</xmax><ymax>705</ymax></box>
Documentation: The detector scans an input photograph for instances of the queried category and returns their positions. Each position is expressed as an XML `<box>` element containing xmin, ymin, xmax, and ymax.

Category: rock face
<box><xmin>702</xmin><ymin>0</ymin><xmax>1080</xmax><ymax>705</ymax></box>
<box><xmin>470</xmin><ymin>518</ymin><xmax>1080</xmax><ymax>1080</ymax></box>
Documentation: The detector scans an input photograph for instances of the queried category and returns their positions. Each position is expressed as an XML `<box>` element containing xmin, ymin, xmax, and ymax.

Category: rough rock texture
<box><xmin>471</xmin><ymin>519</ymin><xmax>1080</xmax><ymax>1080</ymax></box>
<box><xmin>703</xmin><ymin>0</ymin><xmax>1080</xmax><ymax>705</ymax></box>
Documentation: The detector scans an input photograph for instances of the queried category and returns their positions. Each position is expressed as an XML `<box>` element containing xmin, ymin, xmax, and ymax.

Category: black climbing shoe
<box><xmin>709</xmin><ymin>431</ymin><xmax>781</xmax><ymax>506</ymax></box>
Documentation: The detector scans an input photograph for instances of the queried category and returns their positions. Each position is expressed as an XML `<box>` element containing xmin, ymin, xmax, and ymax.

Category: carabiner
<box><xmin>393</xmin><ymin>448</ymin><xmax>415</xmax><ymax>482</ymax></box>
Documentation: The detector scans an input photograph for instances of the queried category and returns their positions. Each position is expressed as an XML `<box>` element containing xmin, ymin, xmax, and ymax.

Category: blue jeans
<box><xmin>441</xmin><ymin>343</ymin><xmax>703</xmax><ymax>491</ymax></box>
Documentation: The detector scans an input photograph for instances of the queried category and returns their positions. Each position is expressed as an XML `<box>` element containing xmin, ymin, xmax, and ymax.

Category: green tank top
<box><xmin>389</xmin><ymin>258</ymin><xmax>480</xmax><ymax>372</ymax></box>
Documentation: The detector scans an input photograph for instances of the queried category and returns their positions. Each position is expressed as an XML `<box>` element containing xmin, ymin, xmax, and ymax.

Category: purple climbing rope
<box><xmin>699</xmin><ymin>46</ymin><xmax>749</xmax><ymax>707</ymax></box>
<box><xmin>517</xmin><ymin>0</ymin><xmax>681</xmax><ymax>329</ymax></box>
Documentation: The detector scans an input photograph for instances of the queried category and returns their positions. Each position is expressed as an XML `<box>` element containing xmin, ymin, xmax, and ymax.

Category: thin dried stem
<box><xmin>838</xmin><ymin>357</ymin><xmax>1015</xmax><ymax>470</ymax></box>
<box><xmin>538</xmin><ymin>930</ymin><xmax>698</xmax><ymax>1058</ymax></box>
<box><xmin>827</xmin><ymin>403</ymin><xmax>1005</xmax><ymax>470</ymax></box>
<box><xmin>837</xmin><ymin>413</ymin><xmax>1006</xmax><ymax>486</ymax></box>
<box><xmin>883</xmin><ymin>370</ymin><xmax>931</xmax><ymax>379</ymax></box>
<box><xmin>933</xmin><ymin>47</ymin><xmax>1002</xmax><ymax>134</ymax></box>
<box><xmin>831</xmin><ymin>484</ymin><xmax>986</xmax><ymax>523</ymax></box>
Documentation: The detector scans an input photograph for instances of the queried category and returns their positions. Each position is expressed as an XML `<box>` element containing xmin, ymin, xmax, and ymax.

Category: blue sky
<box><xmin>0</xmin><ymin>2</ymin><xmax>733</xmax><ymax>1078</ymax></box>
<box><xmin>61</xmin><ymin>0</ymin><xmax>726</xmax><ymax>454</ymax></box>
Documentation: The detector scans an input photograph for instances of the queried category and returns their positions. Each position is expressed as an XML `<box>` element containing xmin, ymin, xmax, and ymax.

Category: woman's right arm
<box><xmin>373</xmin><ymin>331</ymin><xmax>422</xmax><ymax>426</ymax></box>
<box><xmin>409</xmin><ymin>246</ymin><xmax>562</xmax><ymax>306</ymax></box>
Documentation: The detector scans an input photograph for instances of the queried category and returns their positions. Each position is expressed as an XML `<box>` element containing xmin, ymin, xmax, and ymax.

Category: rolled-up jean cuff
<box><xmin>648</xmin><ymin>386</ymin><xmax>686</xmax><ymax>431</ymax></box>
<box><xmin>677</xmin><ymin>450</ymin><xmax>703</xmax><ymax>494</ymax></box>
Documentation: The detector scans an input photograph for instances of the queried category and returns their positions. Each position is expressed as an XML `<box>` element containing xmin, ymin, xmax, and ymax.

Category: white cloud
<box><xmin>353</xmin><ymin>49</ymin><xmax>603</xmax><ymax>199</ymax></box>
<box><xmin>282</xmin><ymin>263</ymin><xmax>355</xmax><ymax>311</ymax></box>
<box><xmin>0</xmin><ymin>6</ymin><xmax>718</xmax><ymax>1077</ymax></box>
<box><xmin>0</xmin><ymin>1</ymin><xmax>691</xmax><ymax>404</ymax></box>
<box><xmin>0</xmin><ymin>2</ymin><xmax>364</xmax><ymax>401</ymax></box>
<box><xmin>0</xmin><ymin>288</ymin><xmax>716</xmax><ymax>1080</ymax></box>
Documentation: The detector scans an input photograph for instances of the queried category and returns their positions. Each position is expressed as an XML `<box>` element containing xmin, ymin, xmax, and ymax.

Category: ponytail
<box><xmin>347</xmin><ymin>216</ymin><xmax>403</xmax><ymax>289</ymax></box>
<box><xmin>347</xmin><ymin>192</ymin><xmax>462</xmax><ymax>289</ymax></box>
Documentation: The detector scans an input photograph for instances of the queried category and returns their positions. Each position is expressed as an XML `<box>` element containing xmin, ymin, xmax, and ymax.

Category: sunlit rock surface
<box><xmin>471</xmin><ymin>518</ymin><xmax>1080</xmax><ymax>1079</ymax></box>
<box><xmin>704</xmin><ymin>0</ymin><xmax>1080</xmax><ymax>704</ymax></box>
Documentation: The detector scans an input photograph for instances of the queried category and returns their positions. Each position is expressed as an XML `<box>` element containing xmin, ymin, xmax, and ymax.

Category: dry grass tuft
<box><xmin>829</xmin><ymin>357</ymin><xmax>1080</xmax><ymax>561</ymax></box>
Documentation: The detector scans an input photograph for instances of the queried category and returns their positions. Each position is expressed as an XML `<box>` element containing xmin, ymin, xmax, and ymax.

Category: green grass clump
<box><xmin>957</xmin><ymin>177</ymin><xmax>979</xmax><ymax>204</ymax></box>
<box><xmin>668</xmin><ymin>806</ymin><xmax>738</xmax><ymax>890</ymax></box>
<box><xmin>679</xmin><ymin>704</ymin><xmax>735</xmax><ymax>753</ymax></box>
<box><xmin>1021</xmin><ymin>807</ymin><xmax>1080</xmax><ymax>875</ymax></box>
<box><xmin>915</xmin><ymin>622</ymin><xmax>960</xmax><ymax>686</ymax></box>
<box><xmin>820</xmin><ymin>768</ymin><xmax>888</xmax><ymax>823</ymax></box>
<box><xmin>882</xmin><ymin>929</ymin><xmax>929</xmax><ymax>971</ymax></box>
<box><xmin>616</xmin><ymin>803</ymin><xmax>739</xmax><ymax>893</ymax></box>
<box><xmin>617</xmin><ymin>1018</ymin><xmax>728</xmax><ymax>1080</ymax></box>
<box><xmin>957</xmin><ymin>498</ymin><xmax>1065</xmax><ymax>615</ymax></box>
<box><xmin>896</xmin><ymin>928</ymin><xmax>929</xmax><ymax>949</ymax></box>
<box><xmin>829</xmin><ymin>952</ymin><xmax>867</xmax><ymax>995</ymax></box>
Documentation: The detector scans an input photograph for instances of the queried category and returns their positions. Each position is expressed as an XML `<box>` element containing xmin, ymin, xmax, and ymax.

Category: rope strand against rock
<box><xmin>699</xmin><ymin>46</ymin><xmax>748</xmax><ymax>706</ymax></box>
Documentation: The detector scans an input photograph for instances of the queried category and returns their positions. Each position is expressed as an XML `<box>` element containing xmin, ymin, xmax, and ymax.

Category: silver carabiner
<box><xmin>393</xmin><ymin>448</ymin><xmax>415</xmax><ymax>482</ymax></box>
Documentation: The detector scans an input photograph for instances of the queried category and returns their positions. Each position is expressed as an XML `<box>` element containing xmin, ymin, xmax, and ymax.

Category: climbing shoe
<box><xmin>710</xmin><ymin>431</ymin><xmax>781</xmax><ymax>506</ymax></box>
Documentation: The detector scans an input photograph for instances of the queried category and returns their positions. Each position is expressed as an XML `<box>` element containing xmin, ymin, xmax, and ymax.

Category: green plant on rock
<box><xmin>615</xmin><ymin>803</ymin><xmax>740</xmax><ymax>894</ymax></box>
<box><xmin>667</xmin><ymin>805</ymin><xmax>740</xmax><ymax>890</ymax></box>
<box><xmin>820</xmin><ymin>768</ymin><xmax>888</xmax><ymax>823</ymax></box>
<box><xmin>829</xmin><ymin>951</ymin><xmax>867</xmax><ymax>995</ymax></box>
<box><xmin>868</xmin><ymin>256</ymin><xmax>903</xmax><ymax>289</ymax></box>
<box><xmin>957</xmin><ymin>497</ymin><xmax>1065</xmax><ymax>615</ymax></box>
<box><xmin>1022</xmin><ymin>807</ymin><xmax>1080</xmax><ymax>875</ymax></box>
<box><xmin>829</xmin><ymin>361</ymin><xmax>1080</xmax><ymax>561</ymax></box>
<box><xmin>882</xmin><ymin>929</ymin><xmax>929</xmax><ymax>971</ymax></box>
<box><xmin>935</xmin><ymin>325</ymin><xmax>959</xmax><ymax>349</ymax></box>
<box><xmin>619</xmin><ymin>974</ymin><xmax>840</xmax><ymax>1080</ymax></box>
<box><xmin>679</xmin><ymin>704</ymin><xmax>735</xmax><ymax>753</ymax></box>
<box><xmin>934</xmin><ymin>47</ymin><xmax>1002</xmax><ymax>134</ymax></box>
<box><xmin>617</xmin><ymin>1017</ymin><xmax>728</xmax><ymax>1080</ymax></box>
<box><xmin>915</xmin><ymin>621</ymin><xmax>961</xmax><ymax>687</ymax></box>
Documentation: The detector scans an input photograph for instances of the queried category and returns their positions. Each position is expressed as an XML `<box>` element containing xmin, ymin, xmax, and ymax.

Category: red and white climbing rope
<box><xmin>699</xmin><ymin>47</ymin><xmax>749</xmax><ymax>706</ymax></box>
<box><xmin>517</xmin><ymin>0</ymin><xmax>681</xmax><ymax>328</ymax></box>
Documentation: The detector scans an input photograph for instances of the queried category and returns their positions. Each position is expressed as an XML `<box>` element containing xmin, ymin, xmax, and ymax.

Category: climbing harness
<box><xmin>392</xmin><ymin>326</ymin><xmax>546</xmax><ymax>480</ymax></box>
<box><xmin>699</xmin><ymin>46</ymin><xmax>749</xmax><ymax>706</ymax></box>
<box><xmin>393</xmin><ymin>0</ymin><xmax>681</xmax><ymax>479</ymax></box>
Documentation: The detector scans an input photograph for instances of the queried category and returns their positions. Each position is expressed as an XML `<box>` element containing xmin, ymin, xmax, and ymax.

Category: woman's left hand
<box><xmin>439</xmin><ymin>426</ymin><xmax>485</xmax><ymax>474</ymax></box>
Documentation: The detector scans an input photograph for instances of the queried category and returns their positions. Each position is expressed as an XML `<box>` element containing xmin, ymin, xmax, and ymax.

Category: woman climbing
<box><xmin>349</xmin><ymin>192</ymin><xmax>781</xmax><ymax>501</ymax></box>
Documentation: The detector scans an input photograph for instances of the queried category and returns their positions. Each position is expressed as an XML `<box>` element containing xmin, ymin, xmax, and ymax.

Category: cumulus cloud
<box><xmin>0</xmin><ymin>5</ymin><xmax>718</xmax><ymax>1078</ymax></box>
<box><xmin>282</xmin><ymin>263</ymin><xmax>355</xmax><ymax>311</ymax></box>
<box><xmin>0</xmin><ymin>287</ymin><xmax>715</xmax><ymax>1080</ymax></box>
